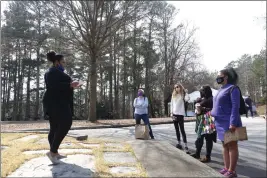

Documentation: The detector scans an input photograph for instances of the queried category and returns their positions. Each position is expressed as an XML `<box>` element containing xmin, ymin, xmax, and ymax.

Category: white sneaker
<box><xmin>46</xmin><ymin>152</ymin><xmax>60</xmax><ymax>165</ymax></box>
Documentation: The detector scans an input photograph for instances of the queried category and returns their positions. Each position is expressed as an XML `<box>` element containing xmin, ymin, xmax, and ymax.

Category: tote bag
<box><xmin>135</xmin><ymin>124</ymin><xmax>150</xmax><ymax>140</ymax></box>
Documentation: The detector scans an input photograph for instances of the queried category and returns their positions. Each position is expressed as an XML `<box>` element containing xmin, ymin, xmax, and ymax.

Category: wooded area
<box><xmin>1</xmin><ymin>1</ymin><xmax>266</xmax><ymax>121</ymax></box>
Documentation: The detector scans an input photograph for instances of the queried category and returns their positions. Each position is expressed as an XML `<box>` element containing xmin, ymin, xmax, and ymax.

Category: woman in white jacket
<box><xmin>171</xmin><ymin>84</ymin><xmax>190</xmax><ymax>153</ymax></box>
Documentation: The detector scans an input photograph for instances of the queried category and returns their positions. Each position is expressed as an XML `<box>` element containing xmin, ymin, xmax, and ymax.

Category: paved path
<box><xmin>128</xmin><ymin>140</ymin><xmax>222</xmax><ymax>177</ymax></box>
<box><xmin>3</xmin><ymin>135</ymin><xmax>142</xmax><ymax>177</ymax></box>
<box><xmin>70</xmin><ymin>117</ymin><xmax>267</xmax><ymax>178</ymax></box>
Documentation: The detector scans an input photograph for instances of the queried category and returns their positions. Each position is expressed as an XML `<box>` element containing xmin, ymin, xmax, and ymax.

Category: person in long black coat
<box><xmin>191</xmin><ymin>85</ymin><xmax>216</xmax><ymax>163</ymax></box>
<box><xmin>43</xmin><ymin>51</ymin><xmax>79</xmax><ymax>164</ymax></box>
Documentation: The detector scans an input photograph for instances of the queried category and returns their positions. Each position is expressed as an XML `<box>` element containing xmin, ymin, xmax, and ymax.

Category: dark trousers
<box><xmin>195</xmin><ymin>134</ymin><xmax>213</xmax><ymax>158</ymax></box>
<box><xmin>48</xmin><ymin>118</ymin><xmax>72</xmax><ymax>153</ymax></box>
<box><xmin>173</xmin><ymin>115</ymin><xmax>187</xmax><ymax>143</ymax></box>
<box><xmin>246</xmin><ymin>107</ymin><xmax>253</xmax><ymax>117</ymax></box>
<box><xmin>135</xmin><ymin>114</ymin><xmax>154</xmax><ymax>138</ymax></box>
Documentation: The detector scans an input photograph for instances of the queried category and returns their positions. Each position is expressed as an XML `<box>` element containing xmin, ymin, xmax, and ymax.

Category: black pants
<box><xmin>48</xmin><ymin>118</ymin><xmax>72</xmax><ymax>153</ymax></box>
<box><xmin>195</xmin><ymin>134</ymin><xmax>213</xmax><ymax>158</ymax></box>
<box><xmin>173</xmin><ymin>115</ymin><xmax>187</xmax><ymax>143</ymax></box>
<box><xmin>47</xmin><ymin>104</ymin><xmax>73</xmax><ymax>153</ymax></box>
<box><xmin>246</xmin><ymin>107</ymin><xmax>253</xmax><ymax>117</ymax></box>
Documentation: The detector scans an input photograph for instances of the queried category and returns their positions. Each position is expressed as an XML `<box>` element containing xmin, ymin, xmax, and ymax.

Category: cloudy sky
<box><xmin>1</xmin><ymin>1</ymin><xmax>266</xmax><ymax>72</ymax></box>
<box><xmin>168</xmin><ymin>1</ymin><xmax>266</xmax><ymax>71</ymax></box>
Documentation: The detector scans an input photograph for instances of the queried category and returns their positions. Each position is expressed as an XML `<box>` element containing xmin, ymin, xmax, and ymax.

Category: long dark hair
<box><xmin>199</xmin><ymin>85</ymin><xmax>213</xmax><ymax>99</ymax></box>
<box><xmin>220</xmin><ymin>67</ymin><xmax>239</xmax><ymax>85</ymax></box>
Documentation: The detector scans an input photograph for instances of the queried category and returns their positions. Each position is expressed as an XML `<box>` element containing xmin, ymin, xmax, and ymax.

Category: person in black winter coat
<box><xmin>191</xmin><ymin>85</ymin><xmax>216</xmax><ymax>163</ymax></box>
<box><xmin>43</xmin><ymin>51</ymin><xmax>80</xmax><ymax>164</ymax></box>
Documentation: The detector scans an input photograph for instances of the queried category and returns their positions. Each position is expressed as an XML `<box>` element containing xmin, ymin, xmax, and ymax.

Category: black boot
<box><xmin>176</xmin><ymin>143</ymin><xmax>182</xmax><ymax>149</ymax></box>
<box><xmin>190</xmin><ymin>152</ymin><xmax>200</xmax><ymax>159</ymax></box>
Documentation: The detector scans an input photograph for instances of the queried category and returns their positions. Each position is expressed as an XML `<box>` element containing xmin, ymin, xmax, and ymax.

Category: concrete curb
<box><xmin>128</xmin><ymin>140</ymin><xmax>223</xmax><ymax>177</ymax></box>
<box><xmin>1</xmin><ymin>119</ymin><xmax>196</xmax><ymax>133</ymax></box>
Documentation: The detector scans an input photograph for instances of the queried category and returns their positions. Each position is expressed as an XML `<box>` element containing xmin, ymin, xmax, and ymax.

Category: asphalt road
<box><xmin>69</xmin><ymin>117</ymin><xmax>266</xmax><ymax>178</ymax></box>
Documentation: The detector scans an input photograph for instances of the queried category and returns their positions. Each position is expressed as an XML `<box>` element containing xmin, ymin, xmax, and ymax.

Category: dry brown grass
<box><xmin>1</xmin><ymin>133</ymin><xmax>33</xmax><ymax>146</ymax></box>
<box><xmin>1</xmin><ymin>133</ymin><xmax>147</xmax><ymax>178</ymax></box>
<box><xmin>257</xmin><ymin>105</ymin><xmax>266</xmax><ymax>116</ymax></box>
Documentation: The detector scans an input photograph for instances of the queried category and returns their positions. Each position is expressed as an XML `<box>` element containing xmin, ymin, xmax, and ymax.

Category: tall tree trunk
<box><xmin>132</xmin><ymin>6</ymin><xmax>138</xmax><ymax>113</ymax></box>
<box><xmin>6</xmin><ymin>55</ymin><xmax>11</xmax><ymax>120</ymax></box>
<box><xmin>146</xmin><ymin>19</ymin><xmax>153</xmax><ymax>117</ymax></box>
<box><xmin>35</xmin><ymin>49</ymin><xmax>40</xmax><ymax>120</ymax></box>
<box><xmin>163</xmin><ymin>25</ymin><xmax>169</xmax><ymax>116</ymax></box>
<box><xmin>2</xmin><ymin>68</ymin><xmax>7</xmax><ymax>120</ymax></box>
<box><xmin>122</xmin><ymin>23</ymin><xmax>127</xmax><ymax>119</ymax></box>
<box><xmin>108</xmin><ymin>36</ymin><xmax>113</xmax><ymax>117</ymax></box>
<box><xmin>113</xmin><ymin>33</ymin><xmax>119</xmax><ymax>119</ymax></box>
<box><xmin>35</xmin><ymin>7</ymin><xmax>42</xmax><ymax>120</ymax></box>
<box><xmin>100</xmin><ymin>64</ymin><xmax>104</xmax><ymax>102</ymax></box>
<box><xmin>12</xmin><ymin>42</ymin><xmax>19</xmax><ymax>121</ymax></box>
<box><xmin>18</xmin><ymin>62</ymin><xmax>24</xmax><ymax>120</ymax></box>
<box><xmin>18</xmin><ymin>43</ymin><xmax>26</xmax><ymax>119</ymax></box>
<box><xmin>85</xmin><ymin>70</ymin><xmax>90</xmax><ymax>119</ymax></box>
<box><xmin>26</xmin><ymin>64</ymin><xmax>31</xmax><ymax>119</ymax></box>
<box><xmin>79</xmin><ymin>88</ymin><xmax>82</xmax><ymax>118</ymax></box>
<box><xmin>89</xmin><ymin>54</ymin><xmax>97</xmax><ymax>122</ymax></box>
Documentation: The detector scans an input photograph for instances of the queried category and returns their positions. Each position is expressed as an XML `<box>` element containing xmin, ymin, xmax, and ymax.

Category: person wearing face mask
<box><xmin>43</xmin><ymin>51</ymin><xmax>80</xmax><ymax>164</ymax></box>
<box><xmin>133</xmin><ymin>89</ymin><xmax>154</xmax><ymax>139</ymax></box>
<box><xmin>211</xmin><ymin>67</ymin><xmax>242</xmax><ymax>178</ymax></box>
<box><xmin>170</xmin><ymin>84</ymin><xmax>190</xmax><ymax>153</ymax></box>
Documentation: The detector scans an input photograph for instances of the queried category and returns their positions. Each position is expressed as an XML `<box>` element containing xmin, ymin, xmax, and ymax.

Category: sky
<box><xmin>1</xmin><ymin>1</ymin><xmax>266</xmax><ymax>72</ymax></box>
<box><xmin>167</xmin><ymin>1</ymin><xmax>266</xmax><ymax>71</ymax></box>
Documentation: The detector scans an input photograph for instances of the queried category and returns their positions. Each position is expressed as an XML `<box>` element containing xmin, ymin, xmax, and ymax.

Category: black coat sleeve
<box><xmin>46</xmin><ymin>70</ymin><xmax>71</xmax><ymax>91</ymax></box>
<box><xmin>199</xmin><ymin>97</ymin><xmax>213</xmax><ymax>114</ymax></box>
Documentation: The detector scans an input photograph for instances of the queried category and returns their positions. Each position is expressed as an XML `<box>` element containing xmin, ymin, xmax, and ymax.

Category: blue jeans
<box><xmin>246</xmin><ymin>107</ymin><xmax>253</xmax><ymax>117</ymax></box>
<box><xmin>134</xmin><ymin>114</ymin><xmax>154</xmax><ymax>138</ymax></box>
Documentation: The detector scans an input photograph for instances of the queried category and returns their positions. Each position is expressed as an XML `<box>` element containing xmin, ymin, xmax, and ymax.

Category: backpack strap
<box><xmin>229</xmin><ymin>85</ymin><xmax>239</xmax><ymax>94</ymax></box>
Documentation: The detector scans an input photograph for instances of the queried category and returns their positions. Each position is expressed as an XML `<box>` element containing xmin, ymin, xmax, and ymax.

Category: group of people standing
<box><xmin>43</xmin><ymin>50</ymin><xmax>242</xmax><ymax>178</ymax></box>
<box><xmin>133</xmin><ymin>68</ymin><xmax>243</xmax><ymax>178</ymax></box>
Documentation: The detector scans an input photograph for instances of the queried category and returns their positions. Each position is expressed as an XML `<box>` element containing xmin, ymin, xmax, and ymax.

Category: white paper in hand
<box><xmin>77</xmin><ymin>80</ymin><xmax>84</xmax><ymax>87</ymax></box>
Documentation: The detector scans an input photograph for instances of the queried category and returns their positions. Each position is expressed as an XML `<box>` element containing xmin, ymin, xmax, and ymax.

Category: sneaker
<box><xmin>224</xmin><ymin>171</ymin><xmax>237</xmax><ymax>178</ymax></box>
<box><xmin>56</xmin><ymin>154</ymin><xmax>67</xmax><ymax>159</ymax></box>
<box><xmin>219</xmin><ymin>168</ymin><xmax>228</xmax><ymax>175</ymax></box>
<box><xmin>184</xmin><ymin>147</ymin><xmax>190</xmax><ymax>154</ymax></box>
<box><xmin>46</xmin><ymin>152</ymin><xmax>60</xmax><ymax>165</ymax></box>
<box><xmin>176</xmin><ymin>144</ymin><xmax>182</xmax><ymax>150</ymax></box>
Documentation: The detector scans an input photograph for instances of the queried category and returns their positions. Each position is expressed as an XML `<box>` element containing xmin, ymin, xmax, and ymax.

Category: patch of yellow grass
<box><xmin>1</xmin><ymin>135</ymin><xmax>38</xmax><ymax>177</ymax></box>
<box><xmin>1</xmin><ymin>133</ymin><xmax>147</xmax><ymax>178</ymax></box>
<box><xmin>257</xmin><ymin>105</ymin><xmax>266</xmax><ymax>115</ymax></box>
<box><xmin>93</xmin><ymin>144</ymin><xmax>112</xmax><ymax>177</ymax></box>
<box><xmin>1</xmin><ymin>133</ymin><xmax>33</xmax><ymax>146</ymax></box>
